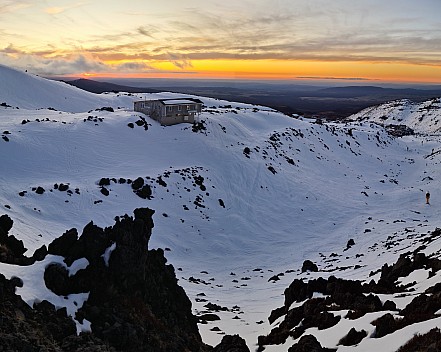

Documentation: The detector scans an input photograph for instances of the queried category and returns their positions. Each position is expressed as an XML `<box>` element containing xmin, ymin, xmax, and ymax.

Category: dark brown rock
<box><xmin>135</xmin><ymin>184</ymin><xmax>152</xmax><ymax>199</ymax></box>
<box><xmin>32</xmin><ymin>245</ymin><xmax>48</xmax><ymax>261</ymax></box>
<box><xmin>35</xmin><ymin>186</ymin><xmax>45</xmax><ymax>194</ymax></box>
<box><xmin>302</xmin><ymin>260</ymin><xmax>318</xmax><ymax>273</ymax></box>
<box><xmin>338</xmin><ymin>328</ymin><xmax>367</xmax><ymax>346</ymax></box>
<box><xmin>131</xmin><ymin>177</ymin><xmax>144</xmax><ymax>190</ymax></box>
<box><xmin>372</xmin><ymin>313</ymin><xmax>398</xmax><ymax>338</ymax></box>
<box><xmin>44</xmin><ymin>263</ymin><xmax>71</xmax><ymax>296</ymax></box>
<box><xmin>213</xmin><ymin>334</ymin><xmax>250</xmax><ymax>352</ymax></box>
<box><xmin>0</xmin><ymin>214</ymin><xmax>13</xmax><ymax>240</ymax></box>
<box><xmin>0</xmin><ymin>209</ymin><xmax>212</xmax><ymax>352</ymax></box>
<box><xmin>288</xmin><ymin>335</ymin><xmax>335</xmax><ymax>352</ymax></box>
<box><xmin>48</xmin><ymin>228</ymin><xmax>78</xmax><ymax>257</ymax></box>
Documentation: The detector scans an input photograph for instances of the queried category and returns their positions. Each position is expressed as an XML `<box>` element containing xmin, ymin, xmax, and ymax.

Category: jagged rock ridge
<box><xmin>0</xmin><ymin>210</ymin><xmax>249</xmax><ymax>351</ymax></box>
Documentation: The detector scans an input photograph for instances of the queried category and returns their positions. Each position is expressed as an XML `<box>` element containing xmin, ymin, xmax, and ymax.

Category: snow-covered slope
<box><xmin>350</xmin><ymin>98</ymin><xmax>441</xmax><ymax>134</ymax></box>
<box><xmin>2</xmin><ymin>67</ymin><xmax>441</xmax><ymax>350</ymax></box>
<box><xmin>0</xmin><ymin>64</ymin><xmax>134</xmax><ymax>112</ymax></box>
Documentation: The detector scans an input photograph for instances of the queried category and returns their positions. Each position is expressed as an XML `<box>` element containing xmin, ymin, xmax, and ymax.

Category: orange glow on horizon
<box><xmin>60</xmin><ymin>59</ymin><xmax>441</xmax><ymax>84</ymax></box>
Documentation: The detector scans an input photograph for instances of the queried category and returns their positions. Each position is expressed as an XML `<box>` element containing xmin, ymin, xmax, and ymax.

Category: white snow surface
<box><xmin>2</xmin><ymin>65</ymin><xmax>441</xmax><ymax>350</ymax></box>
<box><xmin>350</xmin><ymin>98</ymin><xmax>441</xmax><ymax>134</ymax></box>
<box><xmin>0</xmin><ymin>64</ymin><xmax>132</xmax><ymax>112</ymax></box>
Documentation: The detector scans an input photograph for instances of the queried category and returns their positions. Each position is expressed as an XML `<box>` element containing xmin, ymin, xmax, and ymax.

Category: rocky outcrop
<box><xmin>287</xmin><ymin>335</ymin><xmax>336</xmax><ymax>352</ymax></box>
<box><xmin>301</xmin><ymin>259</ymin><xmax>318</xmax><ymax>273</ymax></box>
<box><xmin>212</xmin><ymin>335</ymin><xmax>250</xmax><ymax>352</ymax></box>
<box><xmin>0</xmin><ymin>214</ymin><xmax>47</xmax><ymax>265</ymax></box>
<box><xmin>2</xmin><ymin>210</ymin><xmax>247</xmax><ymax>351</ymax></box>
<box><xmin>0</xmin><ymin>273</ymin><xmax>113</xmax><ymax>351</ymax></box>
<box><xmin>338</xmin><ymin>328</ymin><xmax>367</xmax><ymax>346</ymax></box>
<box><xmin>396</xmin><ymin>328</ymin><xmax>441</xmax><ymax>352</ymax></box>
<box><xmin>259</xmin><ymin>240</ymin><xmax>441</xmax><ymax>351</ymax></box>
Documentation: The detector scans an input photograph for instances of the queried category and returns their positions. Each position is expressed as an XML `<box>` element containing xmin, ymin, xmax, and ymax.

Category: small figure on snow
<box><xmin>426</xmin><ymin>191</ymin><xmax>431</xmax><ymax>205</ymax></box>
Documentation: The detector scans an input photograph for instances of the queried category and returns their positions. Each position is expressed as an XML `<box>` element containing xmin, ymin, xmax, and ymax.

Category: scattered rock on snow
<box><xmin>302</xmin><ymin>260</ymin><xmax>318</xmax><ymax>273</ymax></box>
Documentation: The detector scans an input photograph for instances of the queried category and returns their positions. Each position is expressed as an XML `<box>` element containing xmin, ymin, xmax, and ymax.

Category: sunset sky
<box><xmin>1</xmin><ymin>0</ymin><xmax>441</xmax><ymax>83</ymax></box>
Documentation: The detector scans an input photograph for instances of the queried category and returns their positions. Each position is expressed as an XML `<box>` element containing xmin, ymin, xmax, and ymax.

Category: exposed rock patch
<box><xmin>302</xmin><ymin>259</ymin><xmax>318</xmax><ymax>273</ymax></box>
<box><xmin>338</xmin><ymin>328</ymin><xmax>367</xmax><ymax>346</ymax></box>
<box><xmin>287</xmin><ymin>335</ymin><xmax>336</xmax><ymax>352</ymax></box>
<box><xmin>259</xmin><ymin>238</ymin><xmax>441</xmax><ymax>351</ymax></box>
<box><xmin>212</xmin><ymin>335</ymin><xmax>250</xmax><ymax>352</ymax></box>
<box><xmin>0</xmin><ymin>214</ymin><xmax>46</xmax><ymax>265</ymax></box>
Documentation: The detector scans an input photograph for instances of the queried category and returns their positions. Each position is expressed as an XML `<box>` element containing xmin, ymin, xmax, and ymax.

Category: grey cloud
<box><xmin>116</xmin><ymin>61</ymin><xmax>155</xmax><ymax>71</ymax></box>
<box><xmin>78</xmin><ymin>29</ymin><xmax>441</xmax><ymax>66</ymax></box>
<box><xmin>1</xmin><ymin>44</ymin><xmax>21</xmax><ymax>54</ymax></box>
<box><xmin>137</xmin><ymin>26</ymin><xmax>159</xmax><ymax>38</ymax></box>
<box><xmin>154</xmin><ymin>2</ymin><xmax>441</xmax><ymax>65</ymax></box>
<box><xmin>0</xmin><ymin>52</ymin><xmax>160</xmax><ymax>76</ymax></box>
<box><xmin>0</xmin><ymin>53</ymin><xmax>109</xmax><ymax>75</ymax></box>
<box><xmin>166</xmin><ymin>53</ymin><xmax>193</xmax><ymax>69</ymax></box>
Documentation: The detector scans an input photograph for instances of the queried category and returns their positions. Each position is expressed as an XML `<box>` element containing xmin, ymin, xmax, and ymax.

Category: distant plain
<box><xmin>61</xmin><ymin>77</ymin><xmax>441</xmax><ymax>120</ymax></box>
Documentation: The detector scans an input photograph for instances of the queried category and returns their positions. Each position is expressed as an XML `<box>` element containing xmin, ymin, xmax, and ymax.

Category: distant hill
<box><xmin>61</xmin><ymin>78</ymin><xmax>441</xmax><ymax>120</ymax></box>
<box><xmin>315</xmin><ymin>85</ymin><xmax>441</xmax><ymax>98</ymax></box>
<box><xmin>65</xmin><ymin>78</ymin><xmax>160</xmax><ymax>94</ymax></box>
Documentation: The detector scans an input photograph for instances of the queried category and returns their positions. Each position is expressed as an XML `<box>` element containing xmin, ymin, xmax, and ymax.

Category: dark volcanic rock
<box><xmin>131</xmin><ymin>177</ymin><xmax>144</xmax><ymax>190</ymax></box>
<box><xmin>198</xmin><ymin>313</ymin><xmax>221</xmax><ymax>322</ymax></box>
<box><xmin>44</xmin><ymin>263</ymin><xmax>72</xmax><ymax>296</ymax></box>
<box><xmin>97</xmin><ymin>106</ymin><xmax>114</xmax><ymax>112</ymax></box>
<box><xmin>284</xmin><ymin>279</ymin><xmax>308</xmax><ymax>306</ymax></box>
<box><xmin>0</xmin><ymin>272</ymin><xmax>111</xmax><ymax>351</ymax></box>
<box><xmin>48</xmin><ymin>228</ymin><xmax>79</xmax><ymax>257</ymax></box>
<box><xmin>31</xmin><ymin>245</ymin><xmax>48</xmax><ymax>262</ymax></box>
<box><xmin>0</xmin><ymin>215</ymin><xmax>44</xmax><ymax>265</ymax></box>
<box><xmin>3</xmin><ymin>234</ymin><xmax>27</xmax><ymax>259</ymax></box>
<box><xmin>261</xmin><ymin>238</ymin><xmax>441</xmax><ymax>351</ymax></box>
<box><xmin>262</xmin><ymin>275</ymin><xmax>390</xmax><ymax>348</ymax></box>
<box><xmin>401</xmin><ymin>292</ymin><xmax>441</xmax><ymax>323</ymax></box>
<box><xmin>345</xmin><ymin>238</ymin><xmax>355</xmax><ymax>250</ymax></box>
<box><xmin>302</xmin><ymin>260</ymin><xmax>318</xmax><ymax>273</ymax></box>
<box><xmin>288</xmin><ymin>335</ymin><xmax>335</xmax><ymax>352</ymax></box>
<box><xmin>58</xmin><ymin>183</ymin><xmax>69</xmax><ymax>192</ymax></box>
<box><xmin>53</xmin><ymin>208</ymin><xmax>208</xmax><ymax>351</ymax></box>
<box><xmin>213</xmin><ymin>335</ymin><xmax>250</xmax><ymax>352</ymax></box>
<box><xmin>35</xmin><ymin>186</ymin><xmax>45</xmax><ymax>194</ymax></box>
<box><xmin>99</xmin><ymin>178</ymin><xmax>111</xmax><ymax>186</ymax></box>
<box><xmin>0</xmin><ymin>210</ymin><xmax>219</xmax><ymax>351</ymax></box>
<box><xmin>396</xmin><ymin>328</ymin><xmax>441</xmax><ymax>352</ymax></box>
<box><xmin>383</xmin><ymin>300</ymin><xmax>397</xmax><ymax>311</ymax></box>
<box><xmin>135</xmin><ymin>184</ymin><xmax>152</xmax><ymax>199</ymax></box>
<box><xmin>338</xmin><ymin>328</ymin><xmax>367</xmax><ymax>346</ymax></box>
<box><xmin>372</xmin><ymin>313</ymin><xmax>397</xmax><ymax>338</ymax></box>
<box><xmin>303</xmin><ymin>310</ymin><xmax>340</xmax><ymax>331</ymax></box>
<box><xmin>100</xmin><ymin>187</ymin><xmax>110</xmax><ymax>196</ymax></box>
<box><xmin>0</xmin><ymin>214</ymin><xmax>13</xmax><ymax>238</ymax></box>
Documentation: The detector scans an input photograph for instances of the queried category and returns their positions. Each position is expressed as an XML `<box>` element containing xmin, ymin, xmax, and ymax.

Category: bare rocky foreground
<box><xmin>3</xmin><ymin>209</ymin><xmax>441</xmax><ymax>351</ymax></box>
<box><xmin>0</xmin><ymin>211</ymin><xmax>249</xmax><ymax>352</ymax></box>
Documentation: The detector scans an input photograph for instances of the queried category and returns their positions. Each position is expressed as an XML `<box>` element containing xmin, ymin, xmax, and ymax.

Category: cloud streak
<box><xmin>0</xmin><ymin>1</ymin><xmax>31</xmax><ymax>16</ymax></box>
<box><xmin>44</xmin><ymin>2</ymin><xmax>85</xmax><ymax>15</ymax></box>
<box><xmin>297</xmin><ymin>76</ymin><xmax>374</xmax><ymax>81</ymax></box>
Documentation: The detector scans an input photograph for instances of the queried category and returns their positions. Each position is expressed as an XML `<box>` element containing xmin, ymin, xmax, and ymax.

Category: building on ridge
<box><xmin>134</xmin><ymin>98</ymin><xmax>203</xmax><ymax>126</ymax></box>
